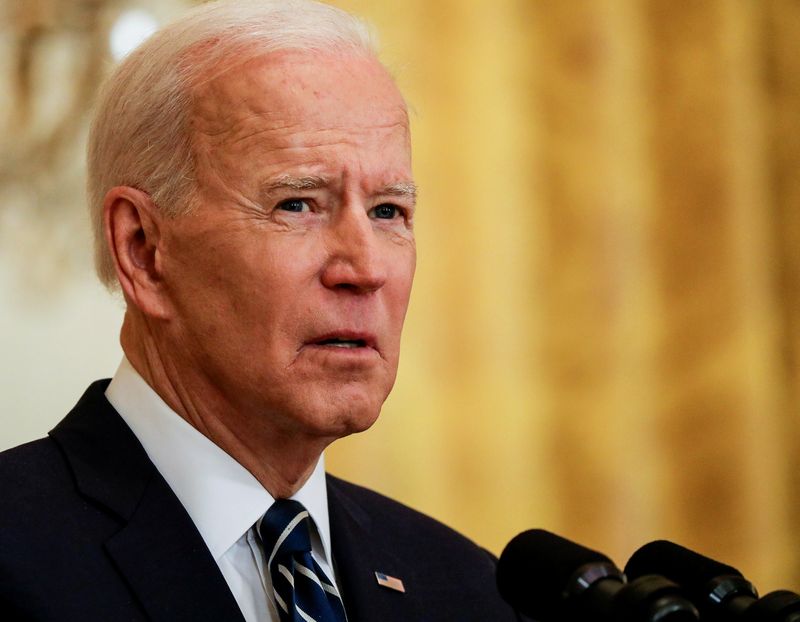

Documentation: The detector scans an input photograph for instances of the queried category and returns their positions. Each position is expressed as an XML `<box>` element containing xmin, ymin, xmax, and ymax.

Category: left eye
<box><xmin>370</xmin><ymin>204</ymin><xmax>399</xmax><ymax>219</ymax></box>
<box><xmin>277</xmin><ymin>199</ymin><xmax>310</xmax><ymax>212</ymax></box>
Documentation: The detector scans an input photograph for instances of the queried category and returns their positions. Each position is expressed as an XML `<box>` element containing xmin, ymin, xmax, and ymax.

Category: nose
<box><xmin>320</xmin><ymin>206</ymin><xmax>387</xmax><ymax>294</ymax></box>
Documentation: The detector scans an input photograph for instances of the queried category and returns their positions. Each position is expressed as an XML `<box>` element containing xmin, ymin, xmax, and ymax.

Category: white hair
<box><xmin>87</xmin><ymin>0</ymin><xmax>378</xmax><ymax>289</ymax></box>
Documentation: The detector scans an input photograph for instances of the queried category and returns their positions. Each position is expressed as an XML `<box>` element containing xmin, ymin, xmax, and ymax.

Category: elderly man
<box><xmin>0</xmin><ymin>1</ymin><xmax>522</xmax><ymax>621</ymax></box>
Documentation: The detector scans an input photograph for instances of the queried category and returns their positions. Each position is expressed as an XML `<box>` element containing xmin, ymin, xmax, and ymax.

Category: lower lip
<box><xmin>300</xmin><ymin>344</ymin><xmax>380</xmax><ymax>362</ymax></box>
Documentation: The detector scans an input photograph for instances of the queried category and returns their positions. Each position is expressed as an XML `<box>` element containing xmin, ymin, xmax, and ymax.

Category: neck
<box><xmin>119</xmin><ymin>312</ymin><xmax>327</xmax><ymax>498</ymax></box>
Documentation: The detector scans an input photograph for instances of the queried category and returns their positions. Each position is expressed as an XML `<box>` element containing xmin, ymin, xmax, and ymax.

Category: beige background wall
<box><xmin>1</xmin><ymin>0</ymin><xmax>798</xmax><ymax>592</ymax></box>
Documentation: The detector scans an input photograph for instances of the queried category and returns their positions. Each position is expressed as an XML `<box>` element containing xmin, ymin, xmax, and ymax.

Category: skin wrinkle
<box><xmin>111</xmin><ymin>49</ymin><xmax>415</xmax><ymax>497</ymax></box>
<box><xmin>197</xmin><ymin>138</ymin><xmax>416</xmax><ymax>236</ymax></box>
<box><xmin>203</xmin><ymin>118</ymin><xmax>307</xmax><ymax>145</ymax></box>
<box><xmin>201</xmin><ymin>122</ymin><xmax>409</xmax><ymax>158</ymax></box>
<box><xmin>193</xmin><ymin>53</ymin><xmax>409</xmax><ymax>148</ymax></box>
<box><xmin>196</xmin><ymin>128</ymin><xmax>413</xmax><ymax>216</ymax></box>
<box><xmin>264</xmin><ymin>176</ymin><xmax>417</xmax><ymax>203</ymax></box>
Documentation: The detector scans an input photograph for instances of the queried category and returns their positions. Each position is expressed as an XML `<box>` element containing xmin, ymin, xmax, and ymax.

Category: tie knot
<box><xmin>258</xmin><ymin>499</ymin><xmax>313</xmax><ymax>561</ymax></box>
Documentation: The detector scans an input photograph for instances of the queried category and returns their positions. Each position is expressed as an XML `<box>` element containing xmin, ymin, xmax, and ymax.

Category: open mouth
<box><xmin>315</xmin><ymin>338</ymin><xmax>368</xmax><ymax>349</ymax></box>
<box><xmin>305</xmin><ymin>331</ymin><xmax>377</xmax><ymax>353</ymax></box>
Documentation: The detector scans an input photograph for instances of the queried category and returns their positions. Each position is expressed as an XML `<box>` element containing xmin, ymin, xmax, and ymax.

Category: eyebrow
<box><xmin>263</xmin><ymin>175</ymin><xmax>418</xmax><ymax>203</ymax></box>
<box><xmin>382</xmin><ymin>181</ymin><xmax>418</xmax><ymax>203</ymax></box>
<box><xmin>264</xmin><ymin>175</ymin><xmax>330</xmax><ymax>193</ymax></box>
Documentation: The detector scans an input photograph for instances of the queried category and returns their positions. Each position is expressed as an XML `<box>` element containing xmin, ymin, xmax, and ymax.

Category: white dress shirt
<box><xmin>105</xmin><ymin>357</ymin><xmax>341</xmax><ymax>622</ymax></box>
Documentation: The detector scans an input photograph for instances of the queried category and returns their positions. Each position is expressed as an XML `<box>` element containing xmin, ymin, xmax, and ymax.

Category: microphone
<box><xmin>625</xmin><ymin>540</ymin><xmax>800</xmax><ymax>621</ymax></box>
<box><xmin>497</xmin><ymin>529</ymin><xmax>700</xmax><ymax>622</ymax></box>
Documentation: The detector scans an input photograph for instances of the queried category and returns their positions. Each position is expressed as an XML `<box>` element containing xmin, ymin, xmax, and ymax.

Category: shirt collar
<box><xmin>104</xmin><ymin>357</ymin><xmax>332</xmax><ymax>563</ymax></box>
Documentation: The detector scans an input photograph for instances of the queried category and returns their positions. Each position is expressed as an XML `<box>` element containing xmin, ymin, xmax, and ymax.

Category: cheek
<box><xmin>228</xmin><ymin>235</ymin><xmax>330</xmax><ymax>342</ymax></box>
<box><xmin>224</xmin><ymin>231</ymin><xmax>321</xmax><ymax>291</ymax></box>
<box><xmin>382</xmin><ymin>248</ymin><xmax>416</xmax><ymax>347</ymax></box>
<box><xmin>390</xmin><ymin>244</ymin><xmax>416</xmax><ymax>307</ymax></box>
<box><xmin>166</xmin><ymin>233</ymin><xmax>302</xmax><ymax>343</ymax></box>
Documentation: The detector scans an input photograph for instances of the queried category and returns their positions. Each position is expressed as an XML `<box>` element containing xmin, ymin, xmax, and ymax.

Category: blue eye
<box><xmin>278</xmin><ymin>199</ymin><xmax>310</xmax><ymax>212</ymax></box>
<box><xmin>371</xmin><ymin>204</ymin><xmax>398</xmax><ymax>219</ymax></box>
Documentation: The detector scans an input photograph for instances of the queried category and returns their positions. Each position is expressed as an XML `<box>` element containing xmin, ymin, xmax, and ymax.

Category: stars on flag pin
<box><xmin>375</xmin><ymin>571</ymin><xmax>405</xmax><ymax>593</ymax></box>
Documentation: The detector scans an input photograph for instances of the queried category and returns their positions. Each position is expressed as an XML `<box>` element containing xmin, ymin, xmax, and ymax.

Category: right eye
<box><xmin>277</xmin><ymin>199</ymin><xmax>310</xmax><ymax>213</ymax></box>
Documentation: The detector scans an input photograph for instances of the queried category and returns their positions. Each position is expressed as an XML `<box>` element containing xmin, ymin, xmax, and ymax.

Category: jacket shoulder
<box><xmin>327</xmin><ymin>474</ymin><xmax>526</xmax><ymax>621</ymax></box>
<box><xmin>0</xmin><ymin>437</ymin><xmax>75</xmax><ymax>508</ymax></box>
<box><xmin>328</xmin><ymin>474</ymin><xmax>495</xmax><ymax>561</ymax></box>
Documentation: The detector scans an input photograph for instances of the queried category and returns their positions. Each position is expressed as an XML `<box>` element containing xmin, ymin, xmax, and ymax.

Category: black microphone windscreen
<box><xmin>497</xmin><ymin>529</ymin><xmax>614</xmax><ymax>618</ymax></box>
<box><xmin>625</xmin><ymin>540</ymin><xmax>743</xmax><ymax>587</ymax></box>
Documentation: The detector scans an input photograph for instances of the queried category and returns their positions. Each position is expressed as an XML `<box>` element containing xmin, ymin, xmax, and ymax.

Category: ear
<box><xmin>103</xmin><ymin>186</ymin><xmax>171</xmax><ymax>319</ymax></box>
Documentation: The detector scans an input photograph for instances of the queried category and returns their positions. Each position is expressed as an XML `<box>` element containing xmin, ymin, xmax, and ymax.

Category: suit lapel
<box><xmin>50</xmin><ymin>381</ymin><xmax>245</xmax><ymax>622</ymax></box>
<box><xmin>104</xmin><ymin>472</ymin><xmax>246</xmax><ymax>622</ymax></box>
<box><xmin>327</xmin><ymin>478</ymin><xmax>423</xmax><ymax>622</ymax></box>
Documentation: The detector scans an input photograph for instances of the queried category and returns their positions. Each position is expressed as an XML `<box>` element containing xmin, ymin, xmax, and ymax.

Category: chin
<box><xmin>293</xmin><ymin>385</ymin><xmax>387</xmax><ymax>439</ymax></box>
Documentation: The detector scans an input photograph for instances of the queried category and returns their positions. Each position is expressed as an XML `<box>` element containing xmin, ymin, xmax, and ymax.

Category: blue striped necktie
<box><xmin>258</xmin><ymin>499</ymin><xmax>347</xmax><ymax>622</ymax></box>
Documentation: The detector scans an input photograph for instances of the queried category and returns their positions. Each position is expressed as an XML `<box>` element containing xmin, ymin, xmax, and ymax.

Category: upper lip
<box><xmin>305</xmin><ymin>331</ymin><xmax>378</xmax><ymax>350</ymax></box>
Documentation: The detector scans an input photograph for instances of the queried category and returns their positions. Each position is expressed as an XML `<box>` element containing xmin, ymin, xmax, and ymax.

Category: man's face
<box><xmin>157</xmin><ymin>50</ymin><xmax>416</xmax><ymax>441</ymax></box>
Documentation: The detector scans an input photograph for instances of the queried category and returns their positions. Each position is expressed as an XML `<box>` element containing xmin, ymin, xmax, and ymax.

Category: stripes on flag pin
<box><xmin>375</xmin><ymin>571</ymin><xmax>405</xmax><ymax>593</ymax></box>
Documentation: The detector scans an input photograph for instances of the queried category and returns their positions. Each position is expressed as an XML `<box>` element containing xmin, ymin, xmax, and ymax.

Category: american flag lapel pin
<box><xmin>375</xmin><ymin>571</ymin><xmax>406</xmax><ymax>593</ymax></box>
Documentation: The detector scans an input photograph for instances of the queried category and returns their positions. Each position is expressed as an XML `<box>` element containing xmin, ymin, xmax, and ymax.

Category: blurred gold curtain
<box><xmin>3</xmin><ymin>0</ymin><xmax>798</xmax><ymax>593</ymax></box>
<box><xmin>326</xmin><ymin>0</ymin><xmax>800</xmax><ymax>590</ymax></box>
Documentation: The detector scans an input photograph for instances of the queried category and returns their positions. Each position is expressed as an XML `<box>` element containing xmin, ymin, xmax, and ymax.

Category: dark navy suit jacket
<box><xmin>0</xmin><ymin>381</ymin><xmax>523</xmax><ymax>621</ymax></box>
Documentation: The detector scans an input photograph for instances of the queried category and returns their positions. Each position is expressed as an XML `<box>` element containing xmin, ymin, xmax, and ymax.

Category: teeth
<box><xmin>315</xmin><ymin>337</ymin><xmax>367</xmax><ymax>348</ymax></box>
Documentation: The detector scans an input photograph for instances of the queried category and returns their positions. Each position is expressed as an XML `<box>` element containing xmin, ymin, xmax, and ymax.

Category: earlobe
<box><xmin>103</xmin><ymin>186</ymin><xmax>170</xmax><ymax>319</ymax></box>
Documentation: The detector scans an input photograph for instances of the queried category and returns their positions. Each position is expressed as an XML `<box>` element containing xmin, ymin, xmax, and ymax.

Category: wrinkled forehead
<box><xmin>189</xmin><ymin>49</ymin><xmax>410</xmax><ymax>146</ymax></box>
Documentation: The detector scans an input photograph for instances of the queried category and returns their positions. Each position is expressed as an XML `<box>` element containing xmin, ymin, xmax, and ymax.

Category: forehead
<box><xmin>190</xmin><ymin>50</ymin><xmax>410</xmax><ymax>179</ymax></box>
